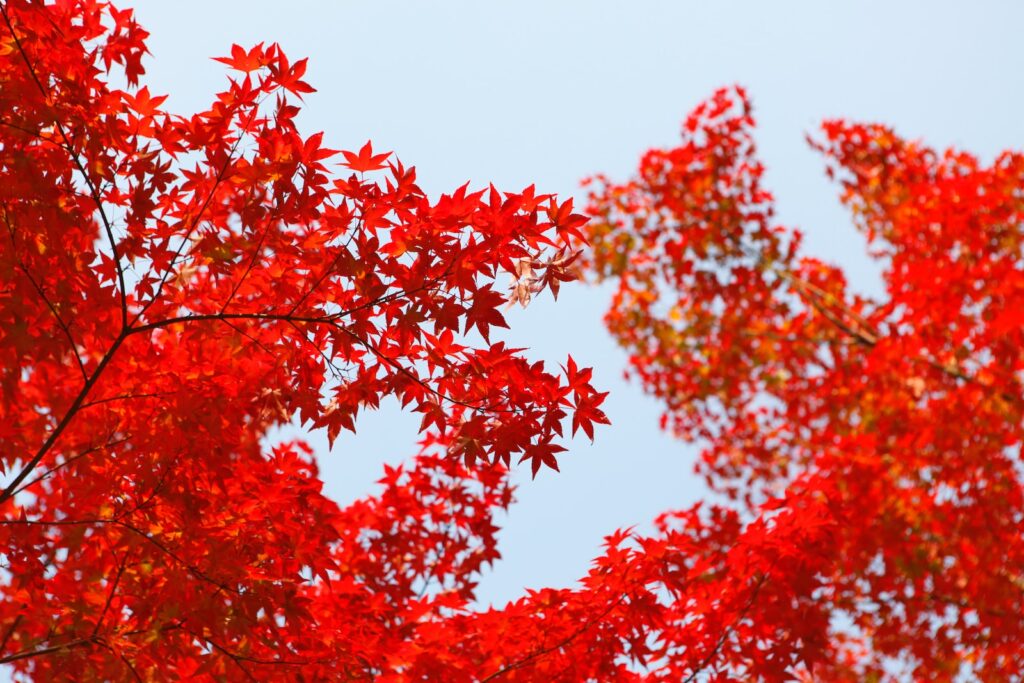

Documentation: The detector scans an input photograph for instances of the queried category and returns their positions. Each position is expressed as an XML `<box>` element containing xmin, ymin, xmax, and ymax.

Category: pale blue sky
<box><xmin>6</xmin><ymin>9</ymin><xmax>1024</xmax><ymax>679</ymax></box>
<box><xmin>2</xmin><ymin>0</ymin><xmax>1024</xmax><ymax>679</ymax></box>
<box><xmin>5</xmin><ymin>1</ymin><xmax>1024</xmax><ymax>678</ymax></box>
<box><xmin>122</xmin><ymin>1</ymin><xmax>1024</xmax><ymax>608</ymax></box>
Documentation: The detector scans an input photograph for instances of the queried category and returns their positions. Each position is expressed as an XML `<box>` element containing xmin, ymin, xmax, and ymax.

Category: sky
<box><xmin>56</xmin><ymin>0</ymin><xmax>1024</xmax><ymax>611</ymax></box>
<box><xmin>6</xmin><ymin>7</ymin><xmax>1024</xmax><ymax>682</ymax></box>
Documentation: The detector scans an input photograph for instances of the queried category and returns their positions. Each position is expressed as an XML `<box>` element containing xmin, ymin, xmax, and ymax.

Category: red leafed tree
<box><xmin>580</xmin><ymin>87</ymin><xmax>1024</xmax><ymax>679</ymax></box>
<box><xmin>2</xmin><ymin>1</ymin><xmax>1023</xmax><ymax>682</ymax></box>
<box><xmin>0</xmin><ymin>1</ymin><xmax>610</xmax><ymax>679</ymax></box>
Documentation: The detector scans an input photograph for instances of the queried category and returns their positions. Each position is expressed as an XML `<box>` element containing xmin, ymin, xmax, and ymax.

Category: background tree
<box><xmin>581</xmin><ymin>86</ymin><xmax>1024</xmax><ymax>679</ymax></box>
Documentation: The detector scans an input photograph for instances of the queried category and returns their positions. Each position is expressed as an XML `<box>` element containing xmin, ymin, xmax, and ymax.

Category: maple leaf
<box><xmin>213</xmin><ymin>43</ymin><xmax>266</xmax><ymax>72</ymax></box>
<box><xmin>341</xmin><ymin>140</ymin><xmax>392</xmax><ymax>173</ymax></box>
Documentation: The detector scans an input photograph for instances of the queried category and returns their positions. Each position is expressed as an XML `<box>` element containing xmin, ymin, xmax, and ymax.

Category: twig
<box><xmin>1</xmin><ymin>3</ymin><xmax>129</xmax><ymax>328</ymax></box>
<box><xmin>481</xmin><ymin>593</ymin><xmax>627</xmax><ymax>681</ymax></box>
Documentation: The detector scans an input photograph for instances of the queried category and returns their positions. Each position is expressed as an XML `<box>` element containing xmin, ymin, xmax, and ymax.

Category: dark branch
<box><xmin>0</xmin><ymin>3</ymin><xmax>129</xmax><ymax>329</ymax></box>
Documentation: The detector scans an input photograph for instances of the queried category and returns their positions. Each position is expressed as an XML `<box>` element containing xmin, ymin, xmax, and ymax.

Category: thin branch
<box><xmin>112</xmin><ymin>517</ymin><xmax>240</xmax><ymax>596</ymax></box>
<box><xmin>780</xmin><ymin>270</ymin><xmax>877</xmax><ymax>346</ymax></box>
<box><xmin>0</xmin><ymin>3</ymin><xmax>129</xmax><ymax>328</ymax></box>
<box><xmin>190</xmin><ymin>630</ymin><xmax>311</xmax><ymax>668</ymax></box>
<box><xmin>682</xmin><ymin>570</ymin><xmax>770</xmax><ymax>683</ymax></box>
<box><xmin>337</xmin><ymin>325</ymin><xmax>516</xmax><ymax>416</ymax></box>
<box><xmin>12</xmin><ymin>434</ymin><xmax>128</xmax><ymax>498</ymax></box>
<box><xmin>180</xmin><ymin>625</ymin><xmax>319</xmax><ymax>682</ymax></box>
<box><xmin>133</xmin><ymin>94</ymin><xmax>266</xmax><ymax>327</ymax></box>
<box><xmin>92</xmin><ymin>554</ymin><xmax>128</xmax><ymax>637</ymax></box>
<box><xmin>0</xmin><ymin>615</ymin><xmax>23</xmax><ymax>656</ymax></box>
<box><xmin>218</xmin><ymin>215</ymin><xmax>275</xmax><ymax>314</ymax></box>
<box><xmin>736</xmin><ymin>237</ymin><xmax>1016</xmax><ymax>401</ymax></box>
<box><xmin>131</xmin><ymin>271</ymin><xmax>446</xmax><ymax>335</ymax></box>
<box><xmin>480</xmin><ymin>593</ymin><xmax>627</xmax><ymax>682</ymax></box>
<box><xmin>0</xmin><ymin>118</ymin><xmax>64</xmax><ymax>145</ymax></box>
<box><xmin>136</xmin><ymin>298</ymin><xmax>522</xmax><ymax>419</ymax></box>
<box><xmin>222</xmin><ymin>317</ymin><xmax>278</xmax><ymax>359</ymax></box>
<box><xmin>130</xmin><ymin>310</ymin><xmax>345</xmax><ymax>335</ymax></box>
<box><xmin>129</xmin><ymin>452</ymin><xmax>180</xmax><ymax>516</ymax></box>
<box><xmin>1</xmin><ymin>207</ymin><xmax>88</xmax><ymax>382</ymax></box>
<box><xmin>79</xmin><ymin>392</ymin><xmax>174</xmax><ymax>411</ymax></box>
<box><xmin>0</xmin><ymin>621</ymin><xmax>184</xmax><ymax>667</ymax></box>
<box><xmin>0</xmin><ymin>635</ymin><xmax>96</xmax><ymax>665</ymax></box>
<box><xmin>117</xmin><ymin>651</ymin><xmax>144</xmax><ymax>683</ymax></box>
<box><xmin>286</xmin><ymin>320</ymin><xmax>344</xmax><ymax>379</ymax></box>
<box><xmin>1</xmin><ymin>269</ymin><xmax>444</xmax><ymax>505</ymax></box>
<box><xmin>285</xmin><ymin>220</ymin><xmax>362</xmax><ymax>317</ymax></box>
<box><xmin>0</xmin><ymin>516</ymin><xmax>239</xmax><ymax>596</ymax></box>
<box><xmin>0</xmin><ymin>333</ymin><xmax>127</xmax><ymax>505</ymax></box>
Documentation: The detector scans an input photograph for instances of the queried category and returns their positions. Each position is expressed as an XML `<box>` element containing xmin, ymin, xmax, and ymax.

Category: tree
<box><xmin>0</xmin><ymin>1</ymin><xmax>607</xmax><ymax>679</ymax></box>
<box><xmin>2</xmin><ymin>1</ymin><xmax>1022</xmax><ymax>682</ymax></box>
<box><xmin>581</xmin><ymin>86</ymin><xmax>1024</xmax><ymax>679</ymax></box>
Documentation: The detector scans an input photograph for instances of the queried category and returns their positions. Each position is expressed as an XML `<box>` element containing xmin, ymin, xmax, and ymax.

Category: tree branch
<box><xmin>0</xmin><ymin>516</ymin><xmax>239</xmax><ymax>596</ymax></box>
<box><xmin>1</xmin><ymin>207</ymin><xmax>88</xmax><ymax>382</ymax></box>
<box><xmin>480</xmin><ymin>593</ymin><xmax>627</xmax><ymax>681</ymax></box>
<box><xmin>92</xmin><ymin>554</ymin><xmax>128</xmax><ymax>637</ymax></box>
<box><xmin>0</xmin><ymin>3</ymin><xmax>129</xmax><ymax>329</ymax></box>
<box><xmin>132</xmin><ymin>93</ymin><xmax>266</xmax><ymax>327</ymax></box>
<box><xmin>0</xmin><ymin>333</ymin><xmax>126</xmax><ymax>505</ymax></box>
<box><xmin>682</xmin><ymin>570</ymin><xmax>769</xmax><ymax>683</ymax></box>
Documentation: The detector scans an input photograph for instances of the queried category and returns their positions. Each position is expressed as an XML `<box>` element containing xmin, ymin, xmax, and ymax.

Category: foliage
<box><xmin>0</xmin><ymin>1</ymin><xmax>603</xmax><ymax>678</ymax></box>
<box><xmin>584</xmin><ymin>86</ymin><xmax>1024</xmax><ymax>679</ymax></box>
<box><xmin>2</xmin><ymin>1</ymin><xmax>1022</xmax><ymax>681</ymax></box>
